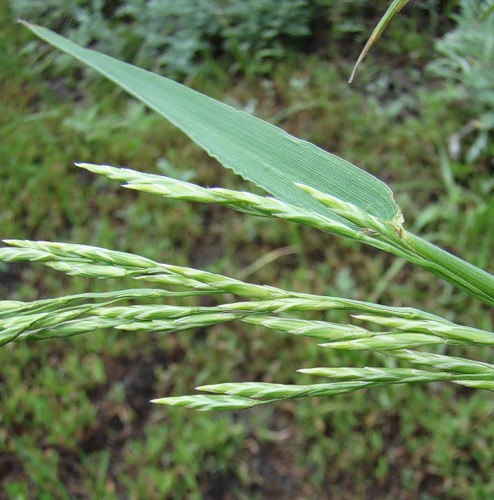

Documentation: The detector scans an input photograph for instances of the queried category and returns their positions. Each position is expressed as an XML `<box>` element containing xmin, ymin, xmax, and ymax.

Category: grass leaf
<box><xmin>22</xmin><ymin>22</ymin><xmax>401</xmax><ymax>227</ymax></box>
<box><xmin>349</xmin><ymin>0</ymin><xmax>410</xmax><ymax>83</ymax></box>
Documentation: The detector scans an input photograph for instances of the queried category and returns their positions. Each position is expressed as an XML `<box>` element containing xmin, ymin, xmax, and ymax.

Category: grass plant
<box><xmin>1</xmin><ymin>23</ymin><xmax>493</xmax><ymax>413</ymax></box>
<box><xmin>1</xmin><ymin>5</ymin><xmax>494</xmax><ymax>496</ymax></box>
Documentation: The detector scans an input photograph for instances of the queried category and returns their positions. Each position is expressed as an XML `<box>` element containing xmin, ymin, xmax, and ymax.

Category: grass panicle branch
<box><xmin>1</xmin><ymin>237</ymin><xmax>493</xmax><ymax>409</ymax></box>
<box><xmin>75</xmin><ymin>163</ymin><xmax>378</xmax><ymax>245</ymax></box>
<box><xmin>153</xmin><ymin>367</ymin><xmax>494</xmax><ymax>411</ymax></box>
<box><xmin>76</xmin><ymin>163</ymin><xmax>494</xmax><ymax>307</ymax></box>
<box><xmin>0</xmin><ymin>240</ymin><xmax>446</xmax><ymax>319</ymax></box>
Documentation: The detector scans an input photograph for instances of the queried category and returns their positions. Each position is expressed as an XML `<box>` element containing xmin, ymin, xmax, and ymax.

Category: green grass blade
<box><xmin>22</xmin><ymin>22</ymin><xmax>400</xmax><ymax>226</ymax></box>
<box><xmin>349</xmin><ymin>0</ymin><xmax>410</xmax><ymax>83</ymax></box>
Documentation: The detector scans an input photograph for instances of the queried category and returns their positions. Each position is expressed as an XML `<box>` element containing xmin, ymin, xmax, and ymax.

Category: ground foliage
<box><xmin>1</xmin><ymin>1</ymin><xmax>494</xmax><ymax>497</ymax></box>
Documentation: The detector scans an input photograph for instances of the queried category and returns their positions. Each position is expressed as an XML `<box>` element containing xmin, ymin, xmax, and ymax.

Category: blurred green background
<box><xmin>1</xmin><ymin>0</ymin><xmax>494</xmax><ymax>497</ymax></box>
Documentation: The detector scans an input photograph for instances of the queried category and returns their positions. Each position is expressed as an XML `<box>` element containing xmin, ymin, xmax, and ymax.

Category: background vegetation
<box><xmin>1</xmin><ymin>0</ymin><xmax>493</xmax><ymax>497</ymax></box>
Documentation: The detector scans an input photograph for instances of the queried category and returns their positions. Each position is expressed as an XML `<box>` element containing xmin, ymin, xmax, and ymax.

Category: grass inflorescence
<box><xmin>1</xmin><ymin>231</ymin><xmax>493</xmax><ymax>410</ymax></box>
